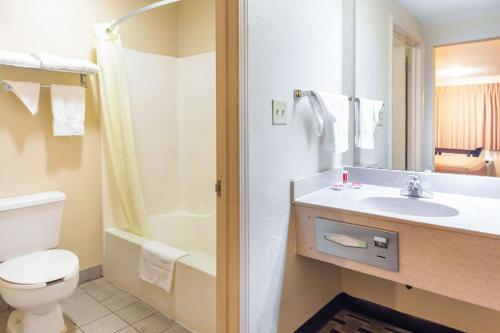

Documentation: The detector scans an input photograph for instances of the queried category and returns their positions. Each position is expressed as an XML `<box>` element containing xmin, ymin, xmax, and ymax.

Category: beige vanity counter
<box><xmin>293</xmin><ymin>185</ymin><xmax>500</xmax><ymax>312</ymax></box>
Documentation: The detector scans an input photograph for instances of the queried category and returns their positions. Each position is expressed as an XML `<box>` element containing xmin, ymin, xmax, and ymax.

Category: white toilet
<box><xmin>0</xmin><ymin>191</ymin><xmax>79</xmax><ymax>333</ymax></box>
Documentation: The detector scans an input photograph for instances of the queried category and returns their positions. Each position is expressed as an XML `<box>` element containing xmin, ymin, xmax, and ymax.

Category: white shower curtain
<box><xmin>94</xmin><ymin>23</ymin><xmax>150</xmax><ymax>237</ymax></box>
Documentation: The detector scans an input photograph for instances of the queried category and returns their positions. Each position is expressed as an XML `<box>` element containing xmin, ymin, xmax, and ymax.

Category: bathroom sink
<box><xmin>357</xmin><ymin>196</ymin><xmax>460</xmax><ymax>218</ymax></box>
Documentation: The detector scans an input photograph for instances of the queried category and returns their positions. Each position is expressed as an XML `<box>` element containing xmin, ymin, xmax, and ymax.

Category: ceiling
<box><xmin>435</xmin><ymin>38</ymin><xmax>500</xmax><ymax>83</ymax></box>
<box><xmin>398</xmin><ymin>0</ymin><xmax>500</xmax><ymax>25</ymax></box>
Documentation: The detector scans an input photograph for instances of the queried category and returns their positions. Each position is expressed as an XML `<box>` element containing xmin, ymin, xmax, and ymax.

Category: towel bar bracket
<box><xmin>80</xmin><ymin>74</ymin><xmax>88</xmax><ymax>88</ymax></box>
<box><xmin>294</xmin><ymin>89</ymin><xmax>314</xmax><ymax>100</ymax></box>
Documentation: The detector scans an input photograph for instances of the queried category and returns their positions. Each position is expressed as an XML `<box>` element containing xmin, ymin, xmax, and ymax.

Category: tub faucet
<box><xmin>400</xmin><ymin>174</ymin><xmax>433</xmax><ymax>198</ymax></box>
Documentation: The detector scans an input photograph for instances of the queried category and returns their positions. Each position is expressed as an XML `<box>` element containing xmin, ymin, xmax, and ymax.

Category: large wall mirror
<box><xmin>354</xmin><ymin>0</ymin><xmax>500</xmax><ymax>178</ymax></box>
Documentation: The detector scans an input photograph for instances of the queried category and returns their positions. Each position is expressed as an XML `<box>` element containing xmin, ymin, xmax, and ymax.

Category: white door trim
<box><xmin>239</xmin><ymin>0</ymin><xmax>249</xmax><ymax>331</ymax></box>
<box><xmin>392</xmin><ymin>21</ymin><xmax>425</xmax><ymax>171</ymax></box>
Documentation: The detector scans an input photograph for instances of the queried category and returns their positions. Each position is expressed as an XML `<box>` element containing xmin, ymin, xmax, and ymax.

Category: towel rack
<box><xmin>294</xmin><ymin>89</ymin><xmax>355</xmax><ymax>102</ymax></box>
<box><xmin>1</xmin><ymin>80</ymin><xmax>49</xmax><ymax>91</ymax></box>
<box><xmin>1</xmin><ymin>76</ymin><xmax>87</xmax><ymax>92</ymax></box>
<box><xmin>294</xmin><ymin>89</ymin><xmax>385</xmax><ymax>106</ymax></box>
<box><xmin>0</xmin><ymin>63</ymin><xmax>94</xmax><ymax>89</ymax></box>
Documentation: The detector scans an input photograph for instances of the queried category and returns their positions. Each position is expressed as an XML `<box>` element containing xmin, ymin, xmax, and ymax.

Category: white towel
<box><xmin>50</xmin><ymin>84</ymin><xmax>86</xmax><ymax>136</ymax></box>
<box><xmin>1</xmin><ymin>80</ymin><xmax>40</xmax><ymax>115</ymax></box>
<box><xmin>356</xmin><ymin>98</ymin><xmax>384</xmax><ymax>149</ymax></box>
<box><xmin>139</xmin><ymin>241</ymin><xmax>188</xmax><ymax>293</ymax></box>
<box><xmin>308</xmin><ymin>91</ymin><xmax>350</xmax><ymax>153</ymax></box>
<box><xmin>32</xmin><ymin>52</ymin><xmax>99</xmax><ymax>74</ymax></box>
<box><xmin>0</xmin><ymin>50</ymin><xmax>41</xmax><ymax>68</ymax></box>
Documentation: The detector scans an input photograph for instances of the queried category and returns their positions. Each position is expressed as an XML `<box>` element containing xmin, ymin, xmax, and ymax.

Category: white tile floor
<box><xmin>0</xmin><ymin>278</ymin><xmax>191</xmax><ymax>333</ymax></box>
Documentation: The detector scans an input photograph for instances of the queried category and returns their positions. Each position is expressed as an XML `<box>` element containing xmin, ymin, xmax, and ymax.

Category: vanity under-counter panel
<box><xmin>315</xmin><ymin>217</ymin><xmax>399</xmax><ymax>272</ymax></box>
<box><xmin>294</xmin><ymin>204</ymin><xmax>500</xmax><ymax>312</ymax></box>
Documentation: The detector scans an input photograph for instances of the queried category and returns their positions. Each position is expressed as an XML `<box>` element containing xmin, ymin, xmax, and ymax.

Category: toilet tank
<box><xmin>0</xmin><ymin>191</ymin><xmax>66</xmax><ymax>262</ymax></box>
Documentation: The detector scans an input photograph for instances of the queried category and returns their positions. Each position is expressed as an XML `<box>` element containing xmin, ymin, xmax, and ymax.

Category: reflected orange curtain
<box><xmin>435</xmin><ymin>83</ymin><xmax>500</xmax><ymax>151</ymax></box>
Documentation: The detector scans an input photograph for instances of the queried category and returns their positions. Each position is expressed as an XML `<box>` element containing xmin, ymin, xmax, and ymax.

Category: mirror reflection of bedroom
<box><xmin>434</xmin><ymin>38</ymin><xmax>500</xmax><ymax>177</ymax></box>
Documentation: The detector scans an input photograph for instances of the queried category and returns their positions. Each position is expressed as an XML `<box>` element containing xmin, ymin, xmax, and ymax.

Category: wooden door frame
<box><xmin>391</xmin><ymin>21</ymin><xmax>424</xmax><ymax>171</ymax></box>
<box><xmin>216</xmin><ymin>0</ymin><xmax>242</xmax><ymax>331</ymax></box>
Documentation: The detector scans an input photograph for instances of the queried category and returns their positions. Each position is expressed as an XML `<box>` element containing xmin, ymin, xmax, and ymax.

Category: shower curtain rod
<box><xmin>107</xmin><ymin>0</ymin><xmax>180</xmax><ymax>34</ymax></box>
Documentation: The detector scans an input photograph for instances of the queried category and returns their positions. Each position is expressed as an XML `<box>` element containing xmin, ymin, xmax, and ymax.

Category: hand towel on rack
<box><xmin>1</xmin><ymin>80</ymin><xmax>40</xmax><ymax>115</ymax></box>
<box><xmin>0</xmin><ymin>50</ymin><xmax>41</xmax><ymax>68</ymax></box>
<box><xmin>355</xmin><ymin>98</ymin><xmax>384</xmax><ymax>149</ymax></box>
<box><xmin>139</xmin><ymin>241</ymin><xmax>189</xmax><ymax>293</ymax></box>
<box><xmin>50</xmin><ymin>84</ymin><xmax>86</xmax><ymax>136</ymax></box>
<box><xmin>32</xmin><ymin>52</ymin><xmax>99</xmax><ymax>74</ymax></box>
<box><xmin>308</xmin><ymin>91</ymin><xmax>350</xmax><ymax>153</ymax></box>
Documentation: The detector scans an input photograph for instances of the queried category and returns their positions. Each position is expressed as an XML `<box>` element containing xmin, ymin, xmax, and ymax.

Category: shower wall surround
<box><xmin>122</xmin><ymin>49</ymin><xmax>216</xmax><ymax>217</ymax></box>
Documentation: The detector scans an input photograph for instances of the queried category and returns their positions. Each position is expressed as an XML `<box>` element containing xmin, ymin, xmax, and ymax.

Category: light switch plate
<box><xmin>272</xmin><ymin>100</ymin><xmax>287</xmax><ymax>125</ymax></box>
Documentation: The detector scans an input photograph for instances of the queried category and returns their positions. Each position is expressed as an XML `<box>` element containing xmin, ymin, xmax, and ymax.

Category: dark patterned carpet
<box><xmin>317</xmin><ymin>309</ymin><xmax>413</xmax><ymax>333</ymax></box>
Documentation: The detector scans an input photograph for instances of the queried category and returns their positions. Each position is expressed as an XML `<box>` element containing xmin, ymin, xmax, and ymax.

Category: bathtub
<box><xmin>103</xmin><ymin>212</ymin><xmax>216</xmax><ymax>333</ymax></box>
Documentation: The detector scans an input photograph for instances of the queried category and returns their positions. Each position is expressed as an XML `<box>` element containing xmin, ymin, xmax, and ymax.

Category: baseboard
<box><xmin>295</xmin><ymin>292</ymin><xmax>464</xmax><ymax>333</ymax></box>
<box><xmin>79</xmin><ymin>265</ymin><xmax>102</xmax><ymax>285</ymax></box>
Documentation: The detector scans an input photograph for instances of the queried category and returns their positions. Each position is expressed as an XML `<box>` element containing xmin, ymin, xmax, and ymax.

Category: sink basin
<box><xmin>357</xmin><ymin>196</ymin><xmax>460</xmax><ymax>218</ymax></box>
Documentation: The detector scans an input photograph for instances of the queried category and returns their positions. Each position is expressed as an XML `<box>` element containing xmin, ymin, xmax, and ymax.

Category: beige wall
<box><xmin>120</xmin><ymin>3</ymin><xmax>179</xmax><ymax>57</ymax></box>
<box><xmin>120</xmin><ymin>0</ymin><xmax>216</xmax><ymax>58</ymax></box>
<box><xmin>0</xmin><ymin>68</ymin><xmax>101</xmax><ymax>270</ymax></box>
<box><xmin>177</xmin><ymin>0</ymin><xmax>216</xmax><ymax>57</ymax></box>
<box><xmin>0</xmin><ymin>0</ymin><xmax>199</xmax><ymax>270</ymax></box>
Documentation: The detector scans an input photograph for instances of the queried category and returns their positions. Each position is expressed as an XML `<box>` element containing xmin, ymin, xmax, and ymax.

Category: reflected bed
<box><xmin>434</xmin><ymin>154</ymin><xmax>489</xmax><ymax>176</ymax></box>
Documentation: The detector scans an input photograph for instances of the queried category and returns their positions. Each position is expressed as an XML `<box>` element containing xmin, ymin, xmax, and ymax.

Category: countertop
<box><xmin>294</xmin><ymin>184</ymin><xmax>500</xmax><ymax>239</ymax></box>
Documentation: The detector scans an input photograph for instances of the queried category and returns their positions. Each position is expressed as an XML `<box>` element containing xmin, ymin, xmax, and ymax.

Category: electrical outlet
<box><xmin>272</xmin><ymin>100</ymin><xmax>287</xmax><ymax>125</ymax></box>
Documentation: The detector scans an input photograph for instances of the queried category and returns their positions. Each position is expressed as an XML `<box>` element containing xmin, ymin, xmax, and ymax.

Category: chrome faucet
<box><xmin>400</xmin><ymin>174</ymin><xmax>433</xmax><ymax>198</ymax></box>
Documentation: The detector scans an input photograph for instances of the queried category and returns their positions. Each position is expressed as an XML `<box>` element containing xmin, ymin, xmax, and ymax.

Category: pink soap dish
<box><xmin>351</xmin><ymin>182</ymin><xmax>362</xmax><ymax>189</ymax></box>
<box><xmin>331</xmin><ymin>184</ymin><xmax>343</xmax><ymax>191</ymax></box>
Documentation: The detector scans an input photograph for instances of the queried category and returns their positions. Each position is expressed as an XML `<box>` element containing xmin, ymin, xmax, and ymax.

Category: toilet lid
<box><xmin>0</xmin><ymin>249</ymin><xmax>79</xmax><ymax>286</ymax></box>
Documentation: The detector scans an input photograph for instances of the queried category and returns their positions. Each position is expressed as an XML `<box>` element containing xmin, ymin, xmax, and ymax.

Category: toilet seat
<box><xmin>0</xmin><ymin>249</ymin><xmax>79</xmax><ymax>289</ymax></box>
